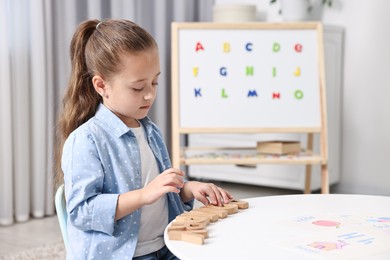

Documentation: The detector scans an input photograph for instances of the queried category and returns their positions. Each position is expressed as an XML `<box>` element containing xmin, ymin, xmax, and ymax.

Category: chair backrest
<box><xmin>55</xmin><ymin>184</ymin><xmax>68</xmax><ymax>251</ymax></box>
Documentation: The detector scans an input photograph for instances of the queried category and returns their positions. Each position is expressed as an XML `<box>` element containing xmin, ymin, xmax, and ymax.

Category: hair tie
<box><xmin>96</xmin><ymin>21</ymin><xmax>103</xmax><ymax>30</ymax></box>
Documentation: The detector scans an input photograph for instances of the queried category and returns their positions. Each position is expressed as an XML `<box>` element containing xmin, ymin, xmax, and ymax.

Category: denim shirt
<box><xmin>62</xmin><ymin>103</ymin><xmax>193</xmax><ymax>259</ymax></box>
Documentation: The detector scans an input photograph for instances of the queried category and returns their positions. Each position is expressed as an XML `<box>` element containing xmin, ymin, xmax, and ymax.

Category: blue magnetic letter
<box><xmin>247</xmin><ymin>90</ymin><xmax>258</xmax><ymax>97</ymax></box>
<box><xmin>245</xmin><ymin>43</ymin><xmax>253</xmax><ymax>52</ymax></box>
<box><xmin>220</xmin><ymin>67</ymin><xmax>227</xmax><ymax>76</ymax></box>
<box><xmin>194</xmin><ymin>88</ymin><xmax>202</xmax><ymax>97</ymax></box>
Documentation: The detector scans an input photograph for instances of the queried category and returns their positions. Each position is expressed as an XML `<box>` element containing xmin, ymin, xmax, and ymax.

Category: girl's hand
<box><xmin>181</xmin><ymin>181</ymin><xmax>233</xmax><ymax>206</ymax></box>
<box><xmin>141</xmin><ymin>168</ymin><xmax>184</xmax><ymax>205</ymax></box>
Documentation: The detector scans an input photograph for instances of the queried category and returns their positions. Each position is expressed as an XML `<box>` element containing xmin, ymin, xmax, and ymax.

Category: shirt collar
<box><xmin>95</xmin><ymin>103</ymin><xmax>154</xmax><ymax>138</ymax></box>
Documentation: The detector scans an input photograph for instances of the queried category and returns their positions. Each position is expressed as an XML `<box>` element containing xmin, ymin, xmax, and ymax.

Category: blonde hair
<box><xmin>54</xmin><ymin>19</ymin><xmax>157</xmax><ymax>187</ymax></box>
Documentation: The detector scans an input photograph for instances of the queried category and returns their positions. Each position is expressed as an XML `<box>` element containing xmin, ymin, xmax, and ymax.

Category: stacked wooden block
<box><xmin>167</xmin><ymin>200</ymin><xmax>249</xmax><ymax>244</ymax></box>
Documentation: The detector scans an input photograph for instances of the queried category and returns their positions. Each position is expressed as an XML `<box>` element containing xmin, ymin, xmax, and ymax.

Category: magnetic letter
<box><xmin>220</xmin><ymin>67</ymin><xmax>227</xmax><ymax>76</ymax></box>
<box><xmin>195</xmin><ymin>42</ymin><xmax>204</xmax><ymax>52</ymax></box>
<box><xmin>294</xmin><ymin>90</ymin><xmax>304</xmax><ymax>99</ymax></box>
<box><xmin>272</xmin><ymin>92</ymin><xmax>281</xmax><ymax>99</ymax></box>
<box><xmin>273</xmin><ymin>42</ymin><xmax>280</xmax><ymax>52</ymax></box>
<box><xmin>223</xmin><ymin>42</ymin><xmax>230</xmax><ymax>53</ymax></box>
<box><xmin>294</xmin><ymin>67</ymin><xmax>301</xmax><ymax>77</ymax></box>
<box><xmin>194</xmin><ymin>88</ymin><xmax>202</xmax><ymax>97</ymax></box>
<box><xmin>246</xmin><ymin>66</ymin><xmax>254</xmax><ymax>76</ymax></box>
<box><xmin>245</xmin><ymin>42</ymin><xmax>253</xmax><ymax>52</ymax></box>
<box><xmin>247</xmin><ymin>90</ymin><xmax>258</xmax><ymax>97</ymax></box>
<box><xmin>272</xmin><ymin>67</ymin><xmax>277</xmax><ymax>77</ymax></box>
<box><xmin>193</xmin><ymin>67</ymin><xmax>199</xmax><ymax>77</ymax></box>
<box><xmin>295</xmin><ymin>43</ymin><xmax>303</xmax><ymax>52</ymax></box>
<box><xmin>221</xmin><ymin>88</ymin><xmax>228</xmax><ymax>98</ymax></box>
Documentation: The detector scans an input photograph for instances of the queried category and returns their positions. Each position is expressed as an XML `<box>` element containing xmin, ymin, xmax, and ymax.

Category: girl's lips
<box><xmin>140</xmin><ymin>105</ymin><xmax>150</xmax><ymax>109</ymax></box>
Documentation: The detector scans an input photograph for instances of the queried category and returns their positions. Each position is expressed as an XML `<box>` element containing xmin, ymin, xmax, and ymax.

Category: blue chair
<box><xmin>55</xmin><ymin>184</ymin><xmax>68</xmax><ymax>251</ymax></box>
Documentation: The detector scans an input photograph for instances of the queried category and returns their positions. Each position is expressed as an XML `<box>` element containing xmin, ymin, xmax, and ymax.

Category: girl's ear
<box><xmin>92</xmin><ymin>75</ymin><xmax>106</xmax><ymax>97</ymax></box>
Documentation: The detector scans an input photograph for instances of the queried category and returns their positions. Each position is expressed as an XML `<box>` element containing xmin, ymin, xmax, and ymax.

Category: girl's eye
<box><xmin>133</xmin><ymin>88</ymin><xmax>144</xmax><ymax>92</ymax></box>
<box><xmin>152</xmin><ymin>82</ymin><xmax>159</xmax><ymax>86</ymax></box>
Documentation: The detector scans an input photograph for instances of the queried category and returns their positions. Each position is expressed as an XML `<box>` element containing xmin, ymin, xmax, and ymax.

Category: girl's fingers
<box><xmin>164</xmin><ymin>168</ymin><xmax>185</xmax><ymax>176</ymax></box>
<box><xmin>197</xmin><ymin>195</ymin><xmax>210</xmax><ymax>206</ymax></box>
<box><xmin>219</xmin><ymin>188</ymin><xmax>234</xmax><ymax>204</ymax></box>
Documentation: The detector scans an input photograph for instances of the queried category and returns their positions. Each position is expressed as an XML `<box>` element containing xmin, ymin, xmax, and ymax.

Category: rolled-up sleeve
<box><xmin>62</xmin><ymin>130</ymin><xmax>119</xmax><ymax>235</ymax></box>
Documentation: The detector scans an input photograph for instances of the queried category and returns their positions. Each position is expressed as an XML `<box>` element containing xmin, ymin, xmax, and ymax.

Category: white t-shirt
<box><xmin>131</xmin><ymin>124</ymin><xmax>168</xmax><ymax>257</ymax></box>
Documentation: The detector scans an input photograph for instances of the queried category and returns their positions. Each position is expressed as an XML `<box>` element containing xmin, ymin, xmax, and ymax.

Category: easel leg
<box><xmin>321</xmin><ymin>165</ymin><xmax>329</xmax><ymax>194</ymax></box>
<box><xmin>304</xmin><ymin>133</ymin><xmax>314</xmax><ymax>194</ymax></box>
<box><xmin>304</xmin><ymin>165</ymin><xmax>312</xmax><ymax>194</ymax></box>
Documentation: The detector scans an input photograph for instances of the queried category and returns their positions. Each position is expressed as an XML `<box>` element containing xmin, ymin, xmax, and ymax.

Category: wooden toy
<box><xmin>167</xmin><ymin>199</ymin><xmax>249</xmax><ymax>245</ymax></box>
<box><xmin>175</xmin><ymin>215</ymin><xmax>210</xmax><ymax>226</ymax></box>
<box><xmin>196</xmin><ymin>207</ymin><xmax>228</xmax><ymax>219</ymax></box>
<box><xmin>180</xmin><ymin>211</ymin><xmax>219</xmax><ymax>222</ymax></box>
<box><xmin>170</xmin><ymin>221</ymin><xmax>208</xmax><ymax>230</ymax></box>
<box><xmin>205</xmin><ymin>203</ymin><xmax>238</xmax><ymax>214</ymax></box>
<box><xmin>168</xmin><ymin>231</ymin><xmax>206</xmax><ymax>245</ymax></box>
<box><xmin>229</xmin><ymin>199</ymin><xmax>249</xmax><ymax>209</ymax></box>
<box><xmin>167</xmin><ymin>226</ymin><xmax>209</xmax><ymax>238</ymax></box>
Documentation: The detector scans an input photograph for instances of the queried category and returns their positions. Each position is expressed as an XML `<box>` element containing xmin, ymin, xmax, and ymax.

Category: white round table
<box><xmin>165</xmin><ymin>194</ymin><xmax>390</xmax><ymax>260</ymax></box>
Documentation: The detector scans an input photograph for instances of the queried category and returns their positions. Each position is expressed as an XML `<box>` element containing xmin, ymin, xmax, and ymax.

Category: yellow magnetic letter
<box><xmin>223</xmin><ymin>42</ymin><xmax>230</xmax><ymax>53</ymax></box>
<box><xmin>193</xmin><ymin>67</ymin><xmax>199</xmax><ymax>77</ymax></box>
<box><xmin>294</xmin><ymin>67</ymin><xmax>301</xmax><ymax>77</ymax></box>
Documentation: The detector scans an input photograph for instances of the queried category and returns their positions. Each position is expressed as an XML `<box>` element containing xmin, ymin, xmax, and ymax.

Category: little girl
<box><xmin>55</xmin><ymin>19</ymin><xmax>233</xmax><ymax>259</ymax></box>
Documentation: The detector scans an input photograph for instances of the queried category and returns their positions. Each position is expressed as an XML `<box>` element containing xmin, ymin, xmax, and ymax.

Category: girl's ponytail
<box><xmin>55</xmin><ymin>20</ymin><xmax>101</xmax><ymax>187</ymax></box>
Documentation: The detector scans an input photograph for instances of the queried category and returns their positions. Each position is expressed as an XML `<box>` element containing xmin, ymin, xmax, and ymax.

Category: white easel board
<box><xmin>172</xmin><ymin>23</ymin><xmax>326</xmax><ymax>132</ymax></box>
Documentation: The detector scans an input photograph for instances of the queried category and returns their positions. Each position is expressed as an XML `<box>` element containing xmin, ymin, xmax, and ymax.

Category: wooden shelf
<box><xmin>181</xmin><ymin>148</ymin><xmax>325</xmax><ymax>165</ymax></box>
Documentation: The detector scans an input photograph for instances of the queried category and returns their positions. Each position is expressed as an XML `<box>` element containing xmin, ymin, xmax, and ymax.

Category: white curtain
<box><xmin>0</xmin><ymin>0</ymin><xmax>213</xmax><ymax>226</ymax></box>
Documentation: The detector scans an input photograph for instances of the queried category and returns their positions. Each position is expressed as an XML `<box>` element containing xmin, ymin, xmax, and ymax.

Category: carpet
<box><xmin>0</xmin><ymin>241</ymin><xmax>65</xmax><ymax>260</ymax></box>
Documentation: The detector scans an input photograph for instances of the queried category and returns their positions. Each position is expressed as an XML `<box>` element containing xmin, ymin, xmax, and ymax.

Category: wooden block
<box><xmin>186</xmin><ymin>210</ymin><xmax>219</xmax><ymax>222</ymax></box>
<box><xmin>229</xmin><ymin>199</ymin><xmax>249</xmax><ymax>209</ymax></box>
<box><xmin>185</xmin><ymin>222</ymin><xmax>208</xmax><ymax>230</ymax></box>
<box><xmin>167</xmin><ymin>226</ymin><xmax>209</xmax><ymax>238</ymax></box>
<box><xmin>170</xmin><ymin>221</ymin><xmax>207</xmax><ymax>230</ymax></box>
<box><xmin>198</xmin><ymin>207</ymin><xmax>228</xmax><ymax>219</ymax></box>
<box><xmin>168</xmin><ymin>230</ymin><xmax>205</xmax><ymax>245</ymax></box>
<box><xmin>206</xmin><ymin>203</ymin><xmax>238</xmax><ymax>214</ymax></box>
<box><xmin>175</xmin><ymin>215</ymin><xmax>210</xmax><ymax>226</ymax></box>
<box><xmin>186</xmin><ymin>229</ymin><xmax>209</xmax><ymax>239</ymax></box>
<box><xmin>168</xmin><ymin>225</ymin><xmax>187</xmax><ymax>232</ymax></box>
<box><xmin>257</xmin><ymin>140</ymin><xmax>301</xmax><ymax>155</ymax></box>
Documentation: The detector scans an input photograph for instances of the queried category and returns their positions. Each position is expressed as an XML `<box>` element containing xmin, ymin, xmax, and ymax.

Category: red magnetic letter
<box><xmin>272</xmin><ymin>92</ymin><xmax>281</xmax><ymax>99</ymax></box>
<box><xmin>294</xmin><ymin>44</ymin><xmax>302</xmax><ymax>52</ymax></box>
<box><xmin>195</xmin><ymin>42</ymin><xmax>204</xmax><ymax>52</ymax></box>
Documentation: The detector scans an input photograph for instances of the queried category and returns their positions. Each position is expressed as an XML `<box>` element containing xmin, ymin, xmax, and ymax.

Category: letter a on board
<box><xmin>195</xmin><ymin>42</ymin><xmax>204</xmax><ymax>52</ymax></box>
<box><xmin>194</xmin><ymin>88</ymin><xmax>202</xmax><ymax>97</ymax></box>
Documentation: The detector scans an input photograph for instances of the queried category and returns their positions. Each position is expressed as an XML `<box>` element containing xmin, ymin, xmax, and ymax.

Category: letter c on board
<box><xmin>245</xmin><ymin>43</ymin><xmax>253</xmax><ymax>52</ymax></box>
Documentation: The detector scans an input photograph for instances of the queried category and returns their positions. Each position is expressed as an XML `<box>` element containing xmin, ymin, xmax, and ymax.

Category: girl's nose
<box><xmin>144</xmin><ymin>87</ymin><xmax>155</xmax><ymax>100</ymax></box>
